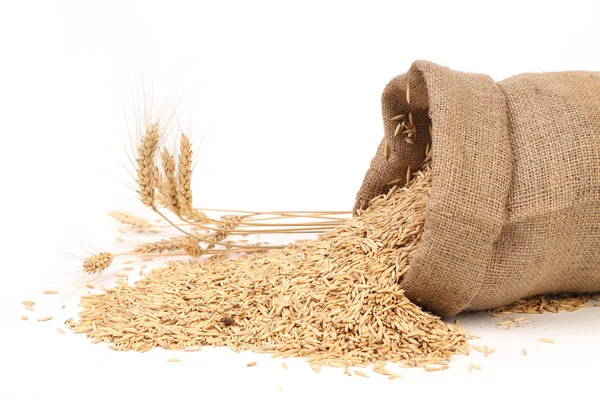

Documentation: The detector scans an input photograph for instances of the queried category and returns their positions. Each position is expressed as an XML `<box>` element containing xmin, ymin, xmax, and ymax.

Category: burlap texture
<box><xmin>355</xmin><ymin>61</ymin><xmax>600</xmax><ymax>316</ymax></box>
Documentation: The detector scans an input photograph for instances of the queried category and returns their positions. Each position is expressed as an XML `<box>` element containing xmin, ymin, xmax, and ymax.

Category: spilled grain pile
<box><xmin>72</xmin><ymin>155</ymin><xmax>471</xmax><ymax>369</ymax></box>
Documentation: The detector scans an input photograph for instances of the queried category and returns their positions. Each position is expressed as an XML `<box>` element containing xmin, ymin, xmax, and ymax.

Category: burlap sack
<box><xmin>355</xmin><ymin>60</ymin><xmax>600</xmax><ymax>316</ymax></box>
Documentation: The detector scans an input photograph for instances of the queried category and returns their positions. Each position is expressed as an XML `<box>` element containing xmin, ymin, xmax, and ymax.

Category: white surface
<box><xmin>1</xmin><ymin>1</ymin><xmax>600</xmax><ymax>399</ymax></box>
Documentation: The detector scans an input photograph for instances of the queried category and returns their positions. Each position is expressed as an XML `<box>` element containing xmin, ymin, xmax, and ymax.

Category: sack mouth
<box><xmin>354</xmin><ymin>68</ymin><xmax>432</xmax><ymax>215</ymax></box>
<box><xmin>380</xmin><ymin>74</ymin><xmax>432</xmax><ymax>192</ymax></box>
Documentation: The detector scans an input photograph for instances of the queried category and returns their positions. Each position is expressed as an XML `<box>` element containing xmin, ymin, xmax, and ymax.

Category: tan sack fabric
<box><xmin>355</xmin><ymin>60</ymin><xmax>600</xmax><ymax>316</ymax></box>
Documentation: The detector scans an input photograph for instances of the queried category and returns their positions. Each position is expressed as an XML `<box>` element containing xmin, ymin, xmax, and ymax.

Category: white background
<box><xmin>1</xmin><ymin>1</ymin><xmax>600</xmax><ymax>399</ymax></box>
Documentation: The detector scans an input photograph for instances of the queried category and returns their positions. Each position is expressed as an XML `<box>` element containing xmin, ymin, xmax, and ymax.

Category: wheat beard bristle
<box><xmin>83</xmin><ymin>252</ymin><xmax>114</xmax><ymax>274</ymax></box>
<box><xmin>136</xmin><ymin>123</ymin><xmax>160</xmax><ymax>209</ymax></box>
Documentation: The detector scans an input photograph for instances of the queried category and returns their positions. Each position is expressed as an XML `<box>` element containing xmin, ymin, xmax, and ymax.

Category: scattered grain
<box><xmin>246</xmin><ymin>362</ymin><xmax>257</xmax><ymax>367</ymax></box>
<box><xmin>354</xmin><ymin>370</ymin><xmax>369</xmax><ymax>378</ymax></box>
<box><xmin>539</xmin><ymin>338</ymin><xmax>554</xmax><ymax>343</ymax></box>
<box><xmin>167</xmin><ymin>358</ymin><xmax>181</xmax><ymax>363</ymax></box>
<box><xmin>38</xmin><ymin>317</ymin><xmax>53</xmax><ymax>322</ymax></box>
<box><xmin>43</xmin><ymin>290</ymin><xmax>59</xmax><ymax>295</ymax></box>
<box><xmin>69</xmin><ymin>155</ymin><xmax>470</xmax><ymax>371</ymax></box>
<box><xmin>21</xmin><ymin>316</ymin><xmax>28</xmax><ymax>321</ymax></box>
<box><xmin>56</xmin><ymin>328</ymin><xmax>66</xmax><ymax>334</ymax></box>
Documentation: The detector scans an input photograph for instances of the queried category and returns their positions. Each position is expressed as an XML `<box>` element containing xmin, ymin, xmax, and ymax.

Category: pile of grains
<box><xmin>72</xmin><ymin>157</ymin><xmax>471</xmax><ymax>369</ymax></box>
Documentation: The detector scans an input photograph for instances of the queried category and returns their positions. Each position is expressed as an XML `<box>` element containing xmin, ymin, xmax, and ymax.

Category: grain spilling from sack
<box><xmin>355</xmin><ymin>60</ymin><xmax>600</xmax><ymax>316</ymax></box>
<box><xmin>73</xmin><ymin>154</ymin><xmax>471</xmax><ymax>369</ymax></box>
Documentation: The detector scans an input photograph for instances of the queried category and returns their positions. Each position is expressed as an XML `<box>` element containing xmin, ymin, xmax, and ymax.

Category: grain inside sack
<box><xmin>69</xmin><ymin>61</ymin><xmax>599</xmax><ymax>369</ymax></box>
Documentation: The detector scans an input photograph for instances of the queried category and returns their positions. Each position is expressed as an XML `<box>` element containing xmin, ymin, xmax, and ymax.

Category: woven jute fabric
<box><xmin>355</xmin><ymin>61</ymin><xmax>600</xmax><ymax>316</ymax></box>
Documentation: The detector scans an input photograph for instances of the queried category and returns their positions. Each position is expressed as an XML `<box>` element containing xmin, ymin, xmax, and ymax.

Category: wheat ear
<box><xmin>177</xmin><ymin>134</ymin><xmax>193</xmax><ymax>216</ymax></box>
<box><xmin>158</xmin><ymin>148</ymin><xmax>180</xmax><ymax>215</ymax></box>
<box><xmin>108</xmin><ymin>211</ymin><xmax>152</xmax><ymax>230</ymax></box>
<box><xmin>136</xmin><ymin>123</ymin><xmax>160</xmax><ymax>209</ymax></box>
<box><xmin>83</xmin><ymin>252</ymin><xmax>114</xmax><ymax>274</ymax></box>
<box><xmin>132</xmin><ymin>236</ymin><xmax>192</xmax><ymax>253</ymax></box>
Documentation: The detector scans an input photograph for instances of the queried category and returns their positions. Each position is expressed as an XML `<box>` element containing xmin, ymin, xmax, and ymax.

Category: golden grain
<box><xmin>246</xmin><ymin>362</ymin><xmax>257</xmax><ymax>367</ymax></box>
<box><xmin>539</xmin><ymin>338</ymin><xmax>554</xmax><ymax>343</ymax></box>
<box><xmin>38</xmin><ymin>317</ymin><xmax>53</xmax><ymax>322</ymax></box>
<box><xmin>281</xmin><ymin>362</ymin><xmax>288</xmax><ymax>370</ymax></box>
<box><xmin>354</xmin><ymin>370</ymin><xmax>369</xmax><ymax>378</ymax></box>
<box><xmin>57</xmin><ymin>328</ymin><xmax>66</xmax><ymax>334</ymax></box>
<box><xmin>522</xmin><ymin>349</ymin><xmax>527</xmax><ymax>356</ymax></box>
<box><xmin>21</xmin><ymin>316</ymin><xmax>28</xmax><ymax>321</ymax></box>
<box><xmin>43</xmin><ymin>290</ymin><xmax>59</xmax><ymax>294</ymax></box>
<box><xmin>384</xmin><ymin>141</ymin><xmax>390</xmax><ymax>160</ymax></box>
<box><xmin>406</xmin><ymin>83</ymin><xmax>410</xmax><ymax>104</ymax></box>
<box><xmin>394</xmin><ymin>122</ymin><xmax>403</xmax><ymax>137</ymax></box>
<box><xmin>167</xmin><ymin>358</ymin><xmax>181</xmax><ymax>363</ymax></box>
